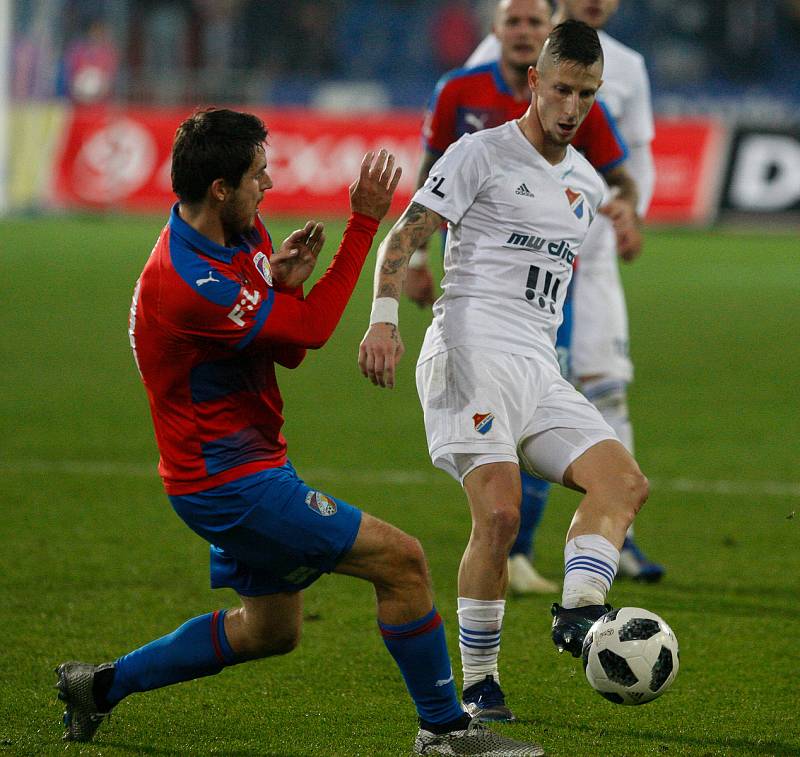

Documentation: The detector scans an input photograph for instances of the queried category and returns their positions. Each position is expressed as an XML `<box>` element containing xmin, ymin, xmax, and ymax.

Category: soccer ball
<box><xmin>581</xmin><ymin>607</ymin><xmax>679</xmax><ymax>705</ymax></box>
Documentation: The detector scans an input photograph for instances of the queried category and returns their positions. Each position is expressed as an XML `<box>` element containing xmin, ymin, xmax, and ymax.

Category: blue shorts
<box><xmin>169</xmin><ymin>462</ymin><xmax>363</xmax><ymax>596</ymax></box>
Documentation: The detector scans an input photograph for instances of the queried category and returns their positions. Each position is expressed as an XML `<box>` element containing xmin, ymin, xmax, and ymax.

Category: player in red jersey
<box><xmin>55</xmin><ymin>108</ymin><xmax>543</xmax><ymax>757</ymax></box>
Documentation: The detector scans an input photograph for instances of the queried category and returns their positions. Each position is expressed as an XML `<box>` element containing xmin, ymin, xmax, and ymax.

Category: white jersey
<box><xmin>413</xmin><ymin>121</ymin><xmax>605</xmax><ymax>364</ymax></box>
<box><xmin>464</xmin><ymin>30</ymin><xmax>656</xmax><ymax>214</ymax></box>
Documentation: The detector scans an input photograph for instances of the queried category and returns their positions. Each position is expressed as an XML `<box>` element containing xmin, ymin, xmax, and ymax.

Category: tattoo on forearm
<box><xmin>374</xmin><ymin>202</ymin><xmax>442</xmax><ymax>302</ymax></box>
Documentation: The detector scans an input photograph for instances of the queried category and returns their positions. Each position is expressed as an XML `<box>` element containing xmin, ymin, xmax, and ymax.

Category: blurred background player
<box><xmin>465</xmin><ymin>0</ymin><xmax>663</xmax><ymax>582</ymax></box>
<box><xmin>55</xmin><ymin>108</ymin><xmax>543</xmax><ymax>757</ymax></box>
<box><xmin>360</xmin><ymin>20</ymin><xmax>650</xmax><ymax>725</ymax></box>
<box><xmin>406</xmin><ymin>0</ymin><xmax>640</xmax><ymax>599</ymax></box>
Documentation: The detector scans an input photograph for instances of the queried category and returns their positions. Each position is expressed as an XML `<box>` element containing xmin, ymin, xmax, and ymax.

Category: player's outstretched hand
<box><xmin>358</xmin><ymin>322</ymin><xmax>405</xmax><ymax>389</ymax></box>
<box><xmin>350</xmin><ymin>150</ymin><xmax>403</xmax><ymax>221</ymax></box>
<box><xmin>271</xmin><ymin>221</ymin><xmax>326</xmax><ymax>289</ymax></box>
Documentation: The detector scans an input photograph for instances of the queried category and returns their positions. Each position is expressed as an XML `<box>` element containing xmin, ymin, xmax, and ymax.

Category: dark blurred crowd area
<box><xmin>11</xmin><ymin>0</ymin><xmax>800</xmax><ymax>113</ymax></box>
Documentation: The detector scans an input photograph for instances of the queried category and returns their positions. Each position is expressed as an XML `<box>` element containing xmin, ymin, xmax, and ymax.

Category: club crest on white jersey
<box><xmin>473</xmin><ymin>412</ymin><xmax>494</xmax><ymax>435</ymax></box>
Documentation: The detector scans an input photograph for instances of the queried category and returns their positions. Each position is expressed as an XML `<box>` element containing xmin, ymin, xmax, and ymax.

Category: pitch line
<box><xmin>2</xmin><ymin>459</ymin><xmax>799</xmax><ymax>498</ymax></box>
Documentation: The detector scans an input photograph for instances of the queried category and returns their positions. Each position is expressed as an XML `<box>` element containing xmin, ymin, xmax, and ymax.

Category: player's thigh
<box><xmin>519</xmin><ymin>375</ymin><xmax>617</xmax><ymax>486</ymax></box>
<box><xmin>334</xmin><ymin>512</ymin><xmax>427</xmax><ymax>587</ymax></box>
<box><xmin>170</xmin><ymin>464</ymin><xmax>362</xmax><ymax>595</ymax></box>
<box><xmin>416</xmin><ymin>347</ymin><xmax>537</xmax><ymax>481</ymax></box>
<box><xmin>563</xmin><ymin>438</ymin><xmax>646</xmax><ymax>497</ymax></box>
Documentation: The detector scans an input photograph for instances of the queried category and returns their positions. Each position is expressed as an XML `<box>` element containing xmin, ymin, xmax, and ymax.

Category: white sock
<box><xmin>562</xmin><ymin>535</ymin><xmax>619</xmax><ymax>608</ymax></box>
<box><xmin>457</xmin><ymin>597</ymin><xmax>505</xmax><ymax>690</ymax></box>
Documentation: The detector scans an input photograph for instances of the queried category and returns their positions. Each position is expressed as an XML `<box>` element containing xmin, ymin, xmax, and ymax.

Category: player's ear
<box><xmin>528</xmin><ymin>66</ymin><xmax>539</xmax><ymax>92</ymax></box>
<box><xmin>210</xmin><ymin>177</ymin><xmax>229</xmax><ymax>203</ymax></box>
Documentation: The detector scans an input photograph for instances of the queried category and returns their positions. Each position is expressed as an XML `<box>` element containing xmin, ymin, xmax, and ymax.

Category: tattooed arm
<box><xmin>357</xmin><ymin>201</ymin><xmax>444</xmax><ymax>388</ymax></box>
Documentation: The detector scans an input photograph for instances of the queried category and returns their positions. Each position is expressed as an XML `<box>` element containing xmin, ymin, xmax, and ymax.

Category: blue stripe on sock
<box><xmin>459</xmin><ymin>639</ymin><xmax>500</xmax><ymax>650</ymax></box>
<box><xmin>564</xmin><ymin>567</ymin><xmax>611</xmax><ymax>589</ymax></box>
<box><xmin>565</xmin><ymin>561</ymin><xmax>615</xmax><ymax>584</ymax></box>
<box><xmin>566</xmin><ymin>556</ymin><xmax>616</xmax><ymax>583</ymax></box>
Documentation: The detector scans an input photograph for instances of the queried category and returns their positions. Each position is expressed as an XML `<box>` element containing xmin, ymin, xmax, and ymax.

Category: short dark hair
<box><xmin>171</xmin><ymin>108</ymin><xmax>267</xmax><ymax>203</ymax></box>
<box><xmin>542</xmin><ymin>19</ymin><xmax>603</xmax><ymax>69</ymax></box>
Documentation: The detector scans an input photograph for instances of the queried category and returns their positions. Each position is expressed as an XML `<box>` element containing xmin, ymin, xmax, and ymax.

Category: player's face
<box><xmin>495</xmin><ymin>0</ymin><xmax>553</xmax><ymax>72</ymax></box>
<box><xmin>222</xmin><ymin>145</ymin><xmax>272</xmax><ymax>236</ymax></box>
<box><xmin>559</xmin><ymin>0</ymin><xmax>619</xmax><ymax>29</ymax></box>
<box><xmin>532</xmin><ymin>59</ymin><xmax>603</xmax><ymax>146</ymax></box>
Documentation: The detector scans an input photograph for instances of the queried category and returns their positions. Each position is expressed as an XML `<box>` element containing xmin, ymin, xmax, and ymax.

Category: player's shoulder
<box><xmin>467</xmin><ymin>119</ymin><xmax>517</xmax><ymax>145</ymax></box>
<box><xmin>598</xmin><ymin>30</ymin><xmax>647</xmax><ymax>70</ymax></box>
<box><xmin>448</xmin><ymin>120</ymin><xmax>517</xmax><ymax>160</ymax></box>
<box><xmin>164</xmin><ymin>206</ymin><xmax>243</xmax><ymax>309</ymax></box>
<box><xmin>434</xmin><ymin>62</ymin><xmax>497</xmax><ymax>95</ymax></box>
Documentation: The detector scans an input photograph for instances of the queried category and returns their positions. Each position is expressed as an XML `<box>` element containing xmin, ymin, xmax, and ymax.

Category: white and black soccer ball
<box><xmin>582</xmin><ymin>607</ymin><xmax>679</xmax><ymax>705</ymax></box>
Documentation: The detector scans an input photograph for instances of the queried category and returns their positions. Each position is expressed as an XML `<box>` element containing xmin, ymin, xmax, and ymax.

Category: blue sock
<box><xmin>379</xmin><ymin>607</ymin><xmax>464</xmax><ymax>725</ymax></box>
<box><xmin>511</xmin><ymin>471</ymin><xmax>551</xmax><ymax>558</ymax></box>
<box><xmin>106</xmin><ymin>610</ymin><xmax>236</xmax><ymax>706</ymax></box>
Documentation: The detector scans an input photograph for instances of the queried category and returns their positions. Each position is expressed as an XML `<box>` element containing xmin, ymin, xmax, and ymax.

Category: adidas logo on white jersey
<box><xmin>515</xmin><ymin>183</ymin><xmax>534</xmax><ymax>197</ymax></box>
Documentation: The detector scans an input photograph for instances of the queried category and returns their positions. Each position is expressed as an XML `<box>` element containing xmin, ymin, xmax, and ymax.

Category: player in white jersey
<box><xmin>466</xmin><ymin>0</ymin><xmax>663</xmax><ymax>581</ymax></box>
<box><xmin>359</xmin><ymin>21</ymin><xmax>651</xmax><ymax>723</ymax></box>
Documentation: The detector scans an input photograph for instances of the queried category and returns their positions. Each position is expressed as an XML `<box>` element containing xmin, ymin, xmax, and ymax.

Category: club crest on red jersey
<box><xmin>565</xmin><ymin>187</ymin><xmax>585</xmax><ymax>219</ymax></box>
<box><xmin>473</xmin><ymin>412</ymin><xmax>494</xmax><ymax>435</ymax></box>
<box><xmin>253</xmin><ymin>252</ymin><xmax>273</xmax><ymax>286</ymax></box>
<box><xmin>306</xmin><ymin>490</ymin><xmax>337</xmax><ymax>516</ymax></box>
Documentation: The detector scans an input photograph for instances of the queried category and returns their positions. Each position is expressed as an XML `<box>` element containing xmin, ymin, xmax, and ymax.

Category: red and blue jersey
<box><xmin>422</xmin><ymin>61</ymin><xmax>627</xmax><ymax>174</ymax></box>
<box><xmin>130</xmin><ymin>204</ymin><xmax>379</xmax><ymax>495</ymax></box>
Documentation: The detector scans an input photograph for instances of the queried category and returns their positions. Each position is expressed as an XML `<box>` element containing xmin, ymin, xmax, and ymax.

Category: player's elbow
<box><xmin>276</xmin><ymin>349</ymin><xmax>307</xmax><ymax>369</ymax></box>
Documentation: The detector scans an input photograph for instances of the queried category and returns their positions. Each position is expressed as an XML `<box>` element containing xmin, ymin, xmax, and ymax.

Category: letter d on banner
<box><xmin>729</xmin><ymin>134</ymin><xmax>800</xmax><ymax>211</ymax></box>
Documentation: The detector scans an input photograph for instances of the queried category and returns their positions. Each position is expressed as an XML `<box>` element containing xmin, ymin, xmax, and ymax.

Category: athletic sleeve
<box><xmin>620</xmin><ymin>57</ymin><xmax>655</xmax><ymax>148</ymax></box>
<box><xmin>411</xmin><ymin>134</ymin><xmax>491</xmax><ymax>225</ymax></box>
<box><xmin>574</xmin><ymin>101</ymin><xmax>628</xmax><ymax>175</ymax></box>
<box><xmin>626</xmin><ymin>141</ymin><xmax>655</xmax><ymax>216</ymax></box>
<box><xmin>169</xmin><ymin>213</ymin><xmax>380</xmax><ymax>351</ymax></box>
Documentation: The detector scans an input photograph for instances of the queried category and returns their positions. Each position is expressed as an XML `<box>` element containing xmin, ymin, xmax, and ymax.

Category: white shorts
<box><xmin>571</xmin><ymin>215</ymin><xmax>633</xmax><ymax>382</ymax></box>
<box><xmin>415</xmin><ymin>346</ymin><xmax>617</xmax><ymax>485</ymax></box>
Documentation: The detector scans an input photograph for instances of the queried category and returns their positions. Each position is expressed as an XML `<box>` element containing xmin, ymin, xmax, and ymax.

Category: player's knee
<box><xmin>621</xmin><ymin>469</ymin><xmax>649</xmax><ymax>515</ymax></box>
<box><xmin>392</xmin><ymin>533</ymin><xmax>430</xmax><ymax>590</ymax></box>
<box><xmin>476</xmin><ymin>502</ymin><xmax>520</xmax><ymax>548</ymax></box>
<box><xmin>246</xmin><ymin>625</ymin><xmax>301</xmax><ymax>659</ymax></box>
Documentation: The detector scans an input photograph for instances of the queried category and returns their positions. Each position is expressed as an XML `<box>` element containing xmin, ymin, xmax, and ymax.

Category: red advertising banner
<box><xmin>51</xmin><ymin>105</ymin><xmax>424</xmax><ymax>216</ymax></box>
<box><xmin>648</xmin><ymin>118</ymin><xmax>729</xmax><ymax>224</ymax></box>
<box><xmin>51</xmin><ymin>105</ymin><xmax>727</xmax><ymax>224</ymax></box>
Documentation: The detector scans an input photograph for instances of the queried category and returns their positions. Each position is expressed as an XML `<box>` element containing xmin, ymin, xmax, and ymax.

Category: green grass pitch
<box><xmin>1</xmin><ymin>214</ymin><xmax>798</xmax><ymax>756</ymax></box>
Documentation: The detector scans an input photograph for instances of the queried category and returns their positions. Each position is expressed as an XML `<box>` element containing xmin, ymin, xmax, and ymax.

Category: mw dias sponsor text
<box><xmin>505</xmin><ymin>232</ymin><xmax>576</xmax><ymax>264</ymax></box>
